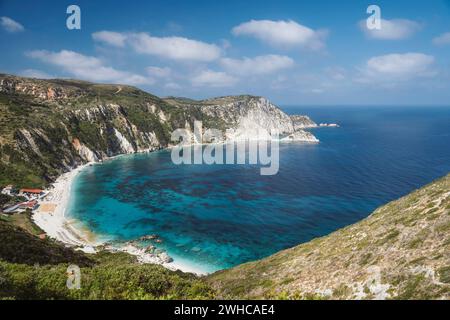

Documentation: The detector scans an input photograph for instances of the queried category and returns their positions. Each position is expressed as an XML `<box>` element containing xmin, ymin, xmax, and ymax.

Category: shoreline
<box><xmin>31</xmin><ymin>132</ymin><xmax>321</xmax><ymax>276</ymax></box>
<box><xmin>32</xmin><ymin>162</ymin><xmax>99</xmax><ymax>250</ymax></box>
<box><xmin>32</xmin><ymin>154</ymin><xmax>210</xmax><ymax>276</ymax></box>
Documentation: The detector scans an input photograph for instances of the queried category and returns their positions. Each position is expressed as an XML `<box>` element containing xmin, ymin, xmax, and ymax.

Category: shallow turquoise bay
<box><xmin>68</xmin><ymin>106</ymin><xmax>450</xmax><ymax>273</ymax></box>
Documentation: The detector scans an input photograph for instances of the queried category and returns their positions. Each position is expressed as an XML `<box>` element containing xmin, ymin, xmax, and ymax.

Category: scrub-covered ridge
<box><xmin>0</xmin><ymin>74</ymin><xmax>317</xmax><ymax>188</ymax></box>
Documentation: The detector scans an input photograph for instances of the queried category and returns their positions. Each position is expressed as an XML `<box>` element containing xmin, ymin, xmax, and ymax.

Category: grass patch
<box><xmin>437</xmin><ymin>266</ymin><xmax>450</xmax><ymax>284</ymax></box>
<box><xmin>377</xmin><ymin>229</ymin><xmax>400</xmax><ymax>245</ymax></box>
<box><xmin>333</xmin><ymin>284</ymin><xmax>353</xmax><ymax>298</ymax></box>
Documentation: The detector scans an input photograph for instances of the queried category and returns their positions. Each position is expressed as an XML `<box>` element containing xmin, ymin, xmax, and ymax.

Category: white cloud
<box><xmin>147</xmin><ymin>66</ymin><xmax>172</xmax><ymax>78</ymax></box>
<box><xmin>26</xmin><ymin>50</ymin><xmax>151</xmax><ymax>85</ymax></box>
<box><xmin>1</xmin><ymin>16</ymin><xmax>24</xmax><ymax>33</ymax></box>
<box><xmin>357</xmin><ymin>53</ymin><xmax>436</xmax><ymax>84</ymax></box>
<box><xmin>128</xmin><ymin>33</ymin><xmax>221</xmax><ymax>62</ymax></box>
<box><xmin>191</xmin><ymin>70</ymin><xmax>237</xmax><ymax>87</ymax></box>
<box><xmin>92</xmin><ymin>31</ymin><xmax>221</xmax><ymax>62</ymax></box>
<box><xmin>221</xmin><ymin>55</ymin><xmax>294</xmax><ymax>75</ymax></box>
<box><xmin>232</xmin><ymin>19</ymin><xmax>326</xmax><ymax>49</ymax></box>
<box><xmin>433</xmin><ymin>32</ymin><xmax>450</xmax><ymax>45</ymax></box>
<box><xmin>20</xmin><ymin>69</ymin><xmax>52</xmax><ymax>79</ymax></box>
<box><xmin>92</xmin><ymin>31</ymin><xmax>127</xmax><ymax>47</ymax></box>
<box><xmin>359</xmin><ymin>18</ymin><xmax>421</xmax><ymax>40</ymax></box>
<box><xmin>367</xmin><ymin>53</ymin><xmax>434</xmax><ymax>75</ymax></box>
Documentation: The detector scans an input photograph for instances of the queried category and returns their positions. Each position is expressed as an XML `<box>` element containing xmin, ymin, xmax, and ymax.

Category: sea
<box><xmin>67</xmin><ymin>106</ymin><xmax>450</xmax><ymax>273</ymax></box>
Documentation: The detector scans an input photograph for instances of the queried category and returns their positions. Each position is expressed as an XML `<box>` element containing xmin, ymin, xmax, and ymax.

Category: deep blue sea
<box><xmin>68</xmin><ymin>106</ymin><xmax>450</xmax><ymax>273</ymax></box>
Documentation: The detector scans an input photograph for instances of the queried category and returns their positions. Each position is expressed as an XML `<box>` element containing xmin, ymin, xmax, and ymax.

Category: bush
<box><xmin>0</xmin><ymin>221</ymin><xmax>214</xmax><ymax>300</ymax></box>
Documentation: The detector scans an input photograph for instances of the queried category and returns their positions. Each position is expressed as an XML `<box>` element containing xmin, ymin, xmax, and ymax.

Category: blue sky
<box><xmin>1</xmin><ymin>0</ymin><xmax>450</xmax><ymax>105</ymax></box>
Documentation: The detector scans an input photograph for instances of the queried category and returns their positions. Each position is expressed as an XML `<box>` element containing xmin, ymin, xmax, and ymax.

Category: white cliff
<box><xmin>114</xmin><ymin>128</ymin><xmax>135</xmax><ymax>154</ymax></box>
<box><xmin>72</xmin><ymin>138</ymin><xmax>99</xmax><ymax>162</ymax></box>
<box><xmin>290</xmin><ymin>115</ymin><xmax>318</xmax><ymax>130</ymax></box>
<box><xmin>171</xmin><ymin>96</ymin><xmax>319</xmax><ymax>143</ymax></box>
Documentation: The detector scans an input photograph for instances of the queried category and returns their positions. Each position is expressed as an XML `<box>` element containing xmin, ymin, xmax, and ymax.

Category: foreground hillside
<box><xmin>0</xmin><ymin>219</ymin><xmax>213</xmax><ymax>300</ymax></box>
<box><xmin>209</xmin><ymin>174</ymin><xmax>450</xmax><ymax>300</ymax></box>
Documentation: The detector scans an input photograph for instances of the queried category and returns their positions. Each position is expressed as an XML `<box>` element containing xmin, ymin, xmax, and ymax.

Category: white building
<box><xmin>1</xmin><ymin>185</ymin><xmax>14</xmax><ymax>196</ymax></box>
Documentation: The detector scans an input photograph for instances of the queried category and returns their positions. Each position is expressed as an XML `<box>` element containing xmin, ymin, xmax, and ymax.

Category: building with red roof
<box><xmin>19</xmin><ymin>188</ymin><xmax>44</xmax><ymax>194</ymax></box>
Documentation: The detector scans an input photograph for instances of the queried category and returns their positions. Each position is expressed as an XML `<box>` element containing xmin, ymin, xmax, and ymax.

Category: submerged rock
<box><xmin>144</xmin><ymin>245</ymin><xmax>155</xmax><ymax>253</ymax></box>
<box><xmin>139</xmin><ymin>234</ymin><xmax>158</xmax><ymax>241</ymax></box>
<box><xmin>159</xmin><ymin>252</ymin><xmax>173</xmax><ymax>263</ymax></box>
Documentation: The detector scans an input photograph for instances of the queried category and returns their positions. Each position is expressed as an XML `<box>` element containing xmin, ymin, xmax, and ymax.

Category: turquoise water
<box><xmin>68</xmin><ymin>106</ymin><xmax>450</xmax><ymax>273</ymax></box>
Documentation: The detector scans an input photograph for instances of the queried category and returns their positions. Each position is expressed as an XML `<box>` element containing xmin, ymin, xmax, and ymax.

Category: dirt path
<box><xmin>114</xmin><ymin>86</ymin><xmax>122</xmax><ymax>94</ymax></box>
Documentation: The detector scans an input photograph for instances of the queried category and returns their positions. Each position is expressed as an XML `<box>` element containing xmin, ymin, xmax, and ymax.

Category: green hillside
<box><xmin>0</xmin><ymin>74</ymin><xmax>261</xmax><ymax>188</ymax></box>
<box><xmin>0</xmin><ymin>219</ymin><xmax>214</xmax><ymax>300</ymax></box>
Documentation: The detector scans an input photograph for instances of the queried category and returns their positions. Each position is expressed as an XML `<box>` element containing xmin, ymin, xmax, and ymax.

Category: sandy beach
<box><xmin>32</xmin><ymin>159</ymin><xmax>209</xmax><ymax>275</ymax></box>
<box><xmin>32</xmin><ymin>162</ymin><xmax>98</xmax><ymax>252</ymax></box>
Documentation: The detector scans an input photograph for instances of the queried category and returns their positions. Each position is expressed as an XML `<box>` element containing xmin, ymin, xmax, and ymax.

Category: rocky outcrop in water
<box><xmin>281</xmin><ymin>131</ymin><xmax>319</xmax><ymax>143</ymax></box>
<box><xmin>290</xmin><ymin>115</ymin><xmax>318</xmax><ymax>130</ymax></box>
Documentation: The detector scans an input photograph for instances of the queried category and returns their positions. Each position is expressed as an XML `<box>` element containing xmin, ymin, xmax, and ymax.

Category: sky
<box><xmin>1</xmin><ymin>0</ymin><xmax>450</xmax><ymax>106</ymax></box>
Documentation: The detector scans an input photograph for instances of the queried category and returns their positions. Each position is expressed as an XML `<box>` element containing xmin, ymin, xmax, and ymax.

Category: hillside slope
<box><xmin>0</xmin><ymin>219</ymin><xmax>214</xmax><ymax>300</ymax></box>
<box><xmin>209</xmin><ymin>174</ymin><xmax>450</xmax><ymax>300</ymax></box>
<box><xmin>0</xmin><ymin>74</ymin><xmax>316</xmax><ymax>188</ymax></box>
<box><xmin>0</xmin><ymin>219</ymin><xmax>92</xmax><ymax>266</ymax></box>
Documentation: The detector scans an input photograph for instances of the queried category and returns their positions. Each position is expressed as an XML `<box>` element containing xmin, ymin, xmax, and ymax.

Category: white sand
<box><xmin>33</xmin><ymin>163</ymin><xmax>98</xmax><ymax>250</ymax></box>
<box><xmin>32</xmin><ymin>160</ymin><xmax>210</xmax><ymax>275</ymax></box>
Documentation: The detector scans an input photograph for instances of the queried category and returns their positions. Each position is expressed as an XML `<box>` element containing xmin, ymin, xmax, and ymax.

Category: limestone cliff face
<box><xmin>72</xmin><ymin>139</ymin><xmax>98</xmax><ymax>163</ymax></box>
<box><xmin>0</xmin><ymin>74</ymin><xmax>318</xmax><ymax>186</ymax></box>
<box><xmin>0</xmin><ymin>76</ymin><xmax>76</xmax><ymax>100</ymax></box>
<box><xmin>210</xmin><ymin>97</ymin><xmax>294</xmax><ymax>140</ymax></box>
<box><xmin>66</xmin><ymin>104</ymin><xmax>163</xmax><ymax>158</ymax></box>
<box><xmin>165</xmin><ymin>96</ymin><xmax>317</xmax><ymax>142</ymax></box>
<box><xmin>0</xmin><ymin>75</ymin><xmax>173</xmax><ymax>185</ymax></box>
<box><xmin>201</xmin><ymin>97</ymin><xmax>294</xmax><ymax>135</ymax></box>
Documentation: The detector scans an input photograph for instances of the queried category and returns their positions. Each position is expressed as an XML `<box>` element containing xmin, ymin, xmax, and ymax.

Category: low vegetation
<box><xmin>0</xmin><ymin>219</ymin><xmax>214</xmax><ymax>300</ymax></box>
<box><xmin>0</xmin><ymin>219</ymin><xmax>91</xmax><ymax>266</ymax></box>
